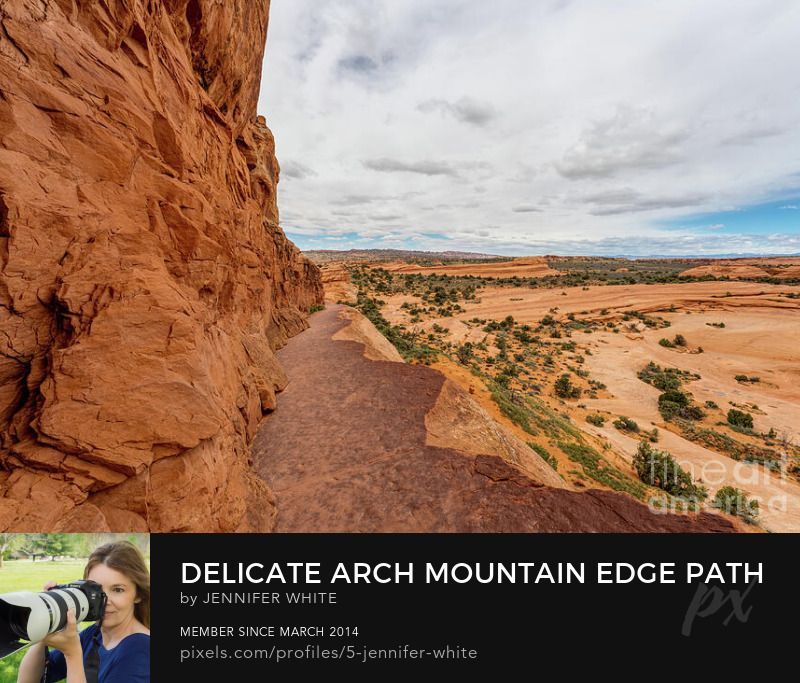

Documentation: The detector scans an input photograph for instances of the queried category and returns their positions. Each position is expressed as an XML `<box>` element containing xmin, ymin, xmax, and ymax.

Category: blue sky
<box><xmin>261</xmin><ymin>1</ymin><xmax>800</xmax><ymax>257</ymax></box>
<box><xmin>662</xmin><ymin>199</ymin><xmax>800</xmax><ymax>235</ymax></box>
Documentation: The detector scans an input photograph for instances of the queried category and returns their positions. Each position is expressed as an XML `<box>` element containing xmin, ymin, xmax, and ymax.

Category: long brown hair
<box><xmin>84</xmin><ymin>541</ymin><xmax>150</xmax><ymax>629</ymax></box>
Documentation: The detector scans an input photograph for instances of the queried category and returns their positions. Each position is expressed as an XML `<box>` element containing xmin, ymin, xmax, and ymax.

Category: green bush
<box><xmin>613</xmin><ymin>416</ymin><xmax>639</xmax><ymax>432</ymax></box>
<box><xmin>309</xmin><ymin>304</ymin><xmax>325</xmax><ymax>314</ymax></box>
<box><xmin>712</xmin><ymin>486</ymin><xmax>759</xmax><ymax>524</ymax></box>
<box><xmin>586</xmin><ymin>413</ymin><xmax>606</xmax><ymax>427</ymax></box>
<box><xmin>659</xmin><ymin>338</ymin><xmax>675</xmax><ymax>348</ymax></box>
<box><xmin>456</xmin><ymin>342</ymin><xmax>474</xmax><ymax>365</ymax></box>
<box><xmin>632</xmin><ymin>441</ymin><xmax>707</xmax><ymax>500</ymax></box>
<box><xmin>658</xmin><ymin>391</ymin><xmax>704</xmax><ymax>421</ymax></box>
<box><xmin>727</xmin><ymin>409</ymin><xmax>753</xmax><ymax>430</ymax></box>
<box><xmin>554</xmin><ymin>373</ymin><xmax>581</xmax><ymax>399</ymax></box>
<box><xmin>638</xmin><ymin>362</ymin><xmax>681</xmax><ymax>391</ymax></box>
<box><xmin>659</xmin><ymin>390</ymin><xmax>688</xmax><ymax>407</ymax></box>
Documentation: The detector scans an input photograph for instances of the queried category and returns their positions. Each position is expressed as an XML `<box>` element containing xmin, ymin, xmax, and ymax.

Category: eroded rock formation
<box><xmin>0</xmin><ymin>0</ymin><xmax>322</xmax><ymax>531</ymax></box>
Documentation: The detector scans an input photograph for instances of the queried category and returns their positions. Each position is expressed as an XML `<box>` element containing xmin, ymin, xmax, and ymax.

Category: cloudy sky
<box><xmin>258</xmin><ymin>0</ymin><xmax>800</xmax><ymax>256</ymax></box>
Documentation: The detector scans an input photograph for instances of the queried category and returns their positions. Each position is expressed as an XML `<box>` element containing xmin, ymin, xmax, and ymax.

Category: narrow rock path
<box><xmin>252</xmin><ymin>306</ymin><xmax>736</xmax><ymax>532</ymax></box>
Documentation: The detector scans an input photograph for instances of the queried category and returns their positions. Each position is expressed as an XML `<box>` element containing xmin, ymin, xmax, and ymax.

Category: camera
<box><xmin>0</xmin><ymin>580</ymin><xmax>107</xmax><ymax>659</ymax></box>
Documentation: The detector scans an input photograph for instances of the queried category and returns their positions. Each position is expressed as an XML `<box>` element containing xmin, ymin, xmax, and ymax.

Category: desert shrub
<box><xmin>586</xmin><ymin>414</ymin><xmax>606</xmax><ymax>427</ymax></box>
<box><xmin>309</xmin><ymin>304</ymin><xmax>325</xmax><ymax>314</ymax></box>
<box><xmin>657</xmin><ymin>390</ymin><xmax>704</xmax><ymax>421</ymax></box>
<box><xmin>712</xmin><ymin>486</ymin><xmax>759</xmax><ymax>524</ymax></box>
<box><xmin>682</xmin><ymin>404</ymin><xmax>706</xmax><ymax>420</ymax></box>
<box><xmin>727</xmin><ymin>409</ymin><xmax>754</xmax><ymax>430</ymax></box>
<box><xmin>456</xmin><ymin>342</ymin><xmax>474</xmax><ymax>365</ymax></box>
<box><xmin>658</xmin><ymin>400</ymin><xmax>678</xmax><ymax>420</ymax></box>
<box><xmin>632</xmin><ymin>441</ymin><xmax>707</xmax><ymax>500</ymax></box>
<box><xmin>659</xmin><ymin>390</ymin><xmax>689</xmax><ymax>407</ymax></box>
<box><xmin>673</xmin><ymin>334</ymin><xmax>687</xmax><ymax>346</ymax></box>
<box><xmin>554</xmin><ymin>374</ymin><xmax>581</xmax><ymax>399</ymax></box>
<box><xmin>638</xmin><ymin>362</ymin><xmax>682</xmax><ymax>391</ymax></box>
<box><xmin>659</xmin><ymin>338</ymin><xmax>675</xmax><ymax>348</ymax></box>
<box><xmin>495</xmin><ymin>373</ymin><xmax>511</xmax><ymax>389</ymax></box>
<box><xmin>613</xmin><ymin>416</ymin><xmax>639</xmax><ymax>433</ymax></box>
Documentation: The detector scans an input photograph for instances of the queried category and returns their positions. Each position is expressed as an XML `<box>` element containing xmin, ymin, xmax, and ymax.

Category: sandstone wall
<box><xmin>0</xmin><ymin>0</ymin><xmax>323</xmax><ymax>531</ymax></box>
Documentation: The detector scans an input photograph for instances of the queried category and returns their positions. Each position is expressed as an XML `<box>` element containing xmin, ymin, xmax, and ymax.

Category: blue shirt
<box><xmin>45</xmin><ymin>623</ymin><xmax>150</xmax><ymax>683</ymax></box>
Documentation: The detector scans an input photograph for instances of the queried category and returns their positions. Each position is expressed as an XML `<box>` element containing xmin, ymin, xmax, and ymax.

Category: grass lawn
<box><xmin>0</xmin><ymin>559</ymin><xmax>90</xmax><ymax>682</ymax></box>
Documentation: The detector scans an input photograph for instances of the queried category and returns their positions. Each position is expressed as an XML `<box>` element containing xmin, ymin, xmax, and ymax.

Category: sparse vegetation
<box><xmin>638</xmin><ymin>362</ymin><xmax>699</xmax><ymax>392</ymax></box>
<box><xmin>613</xmin><ymin>416</ymin><xmax>639</xmax><ymax>433</ymax></box>
<box><xmin>529</xmin><ymin>442</ymin><xmax>557</xmax><ymax>471</ymax></box>
<box><xmin>644</xmin><ymin>427</ymin><xmax>660</xmax><ymax>443</ymax></box>
<box><xmin>455</xmin><ymin>342</ymin><xmax>474</xmax><ymax>365</ymax></box>
<box><xmin>727</xmin><ymin>408</ymin><xmax>754</xmax><ymax>430</ymax></box>
<box><xmin>676</xmin><ymin>420</ymin><xmax>782</xmax><ymax>470</ymax></box>
<box><xmin>659</xmin><ymin>333</ymin><xmax>687</xmax><ymax>348</ymax></box>
<box><xmin>711</xmin><ymin>486</ymin><xmax>759</xmax><ymax>524</ymax></box>
<box><xmin>351</xmin><ymin>294</ymin><xmax>438</xmax><ymax>364</ymax></box>
<box><xmin>632</xmin><ymin>441</ymin><xmax>707</xmax><ymax>500</ymax></box>
<box><xmin>345</xmin><ymin>255</ymin><xmax>800</xmax><ymax>524</ymax></box>
<box><xmin>558</xmin><ymin>442</ymin><xmax>647</xmax><ymax>499</ymax></box>
<box><xmin>554</xmin><ymin>373</ymin><xmax>582</xmax><ymax>399</ymax></box>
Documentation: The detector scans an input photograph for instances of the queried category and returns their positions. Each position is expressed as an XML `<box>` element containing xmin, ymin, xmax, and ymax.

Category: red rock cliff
<box><xmin>0</xmin><ymin>0</ymin><xmax>323</xmax><ymax>531</ymax></box>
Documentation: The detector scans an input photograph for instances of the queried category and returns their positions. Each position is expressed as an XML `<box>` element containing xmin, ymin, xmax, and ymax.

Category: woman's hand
<box><xmin>42</xmin><ymin>609</ymin><xmax>82</xmax><ymax>659</ymax></box>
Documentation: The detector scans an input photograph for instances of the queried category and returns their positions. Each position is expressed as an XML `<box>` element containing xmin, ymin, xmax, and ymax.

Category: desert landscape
<box><xmin>311</xmin><ymin>254</ymin><xmax>800</xmax><ymax>532</ymax></box>
<box><xmin>1</xmin><ymin>2</ymin><xmax>797</xmax><ymax>534</ymax></box>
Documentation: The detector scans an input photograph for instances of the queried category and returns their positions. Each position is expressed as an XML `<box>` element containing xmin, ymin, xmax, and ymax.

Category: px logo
<box><xmin>682</xmin><ymin>579</ymin><xmax>757</xmax><ymax>637</ymax></box>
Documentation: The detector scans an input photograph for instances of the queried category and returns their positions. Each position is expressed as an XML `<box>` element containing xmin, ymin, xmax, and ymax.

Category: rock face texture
<box><xmin>0</xmin><ymin>0</ymin><xmax>322</xmax><ymax>531</ymax></box>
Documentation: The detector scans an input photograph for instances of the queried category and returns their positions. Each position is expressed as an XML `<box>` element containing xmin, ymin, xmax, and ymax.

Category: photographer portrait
<box><xmin>0</xmin><ymin>536</ymin><xmax>150</xmax><ymax>683</ymax></box>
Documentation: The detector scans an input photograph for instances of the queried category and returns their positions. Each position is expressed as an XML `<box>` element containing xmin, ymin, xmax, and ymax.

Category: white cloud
<box><xmin>260</xmin><ymin>0</ymin><xmax>800</xmax><ymax>255</ymax></box>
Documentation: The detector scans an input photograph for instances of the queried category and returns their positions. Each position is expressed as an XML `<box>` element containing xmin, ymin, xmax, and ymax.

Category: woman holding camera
<box><xmin>17</xmin><ymin>540</ymin><xmax>150</xmax><ymax>683</ymax></box>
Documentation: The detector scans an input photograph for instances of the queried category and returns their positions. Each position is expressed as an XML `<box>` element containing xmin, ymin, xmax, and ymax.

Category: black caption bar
<box><xmin>152</xmin><ymin>534</ymin><xmax>797</xmax><ymax>675</ymax></box>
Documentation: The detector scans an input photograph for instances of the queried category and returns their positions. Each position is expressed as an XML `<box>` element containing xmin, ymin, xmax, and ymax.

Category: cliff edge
<box><xmin>254</xmin><ymin>305</ymin><xmax>738</xmax><ymax>532</ymax></box>
<box><xmin>0</xmin><ymin>0</ymin><xmax>322</xmax><ymax>531</ymax></box>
